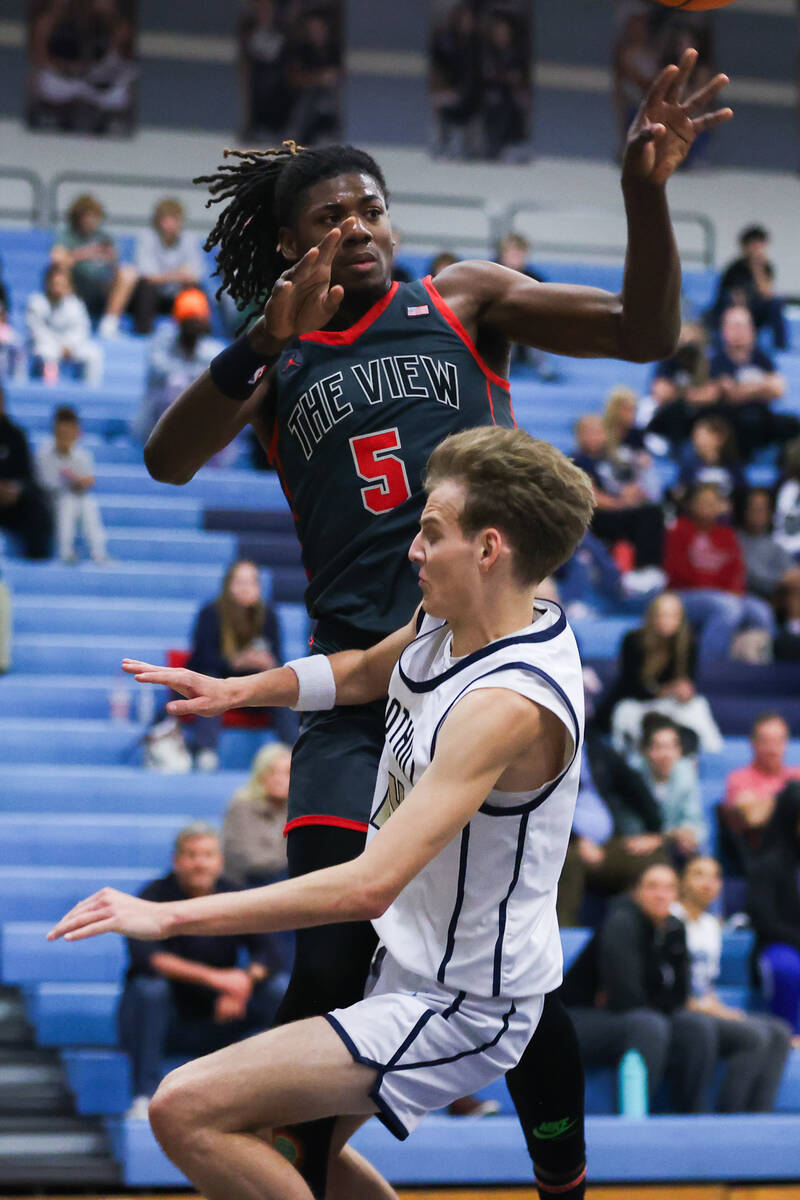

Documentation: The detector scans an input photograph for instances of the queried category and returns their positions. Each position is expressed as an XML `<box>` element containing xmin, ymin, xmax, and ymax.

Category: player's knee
<box><xmin>148</xmin><ymin>1067</ymin><xmax>201</xmax><ymax>1155</ymax></box>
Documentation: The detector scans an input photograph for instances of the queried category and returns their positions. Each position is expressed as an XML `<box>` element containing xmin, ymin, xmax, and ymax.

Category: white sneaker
<box><xmin>98</xmin><ymin>314</ymin><xmax>120</xmax><ymax>338</ymax></box>
<box><xmin>195</xmin><ymin>748</ymin><xmax>220</xmax><ymax>772</ymax></box>
<box><xmin>125</xmin><ymin>1095</ymin><xmax>151</xmax><ymax>1120</ymax></box>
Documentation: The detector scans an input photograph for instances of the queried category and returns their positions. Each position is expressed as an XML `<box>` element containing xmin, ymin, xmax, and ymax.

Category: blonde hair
<box><xmin>233</xmin><ymin>742</ymin><xmax>292</xmax><ymax>807</ymax></box>
<box><xmin>153</xmin><ymin>197</ymin><xmax>185</xmax><ymax>226</ymax></box>
<box><xmin>424</xmin><ymin>426</ymin><xmax>595</xmax><ymax>585</ymax></box>
<box><xmin>640</xmin><ymin>592</ymin><xmax>692</xmax><ymax>691</ymax></box>
<box><xmin>603</xmin><ymin>386</ymin><xmax>638</xmax><ymax>456</ymax></box>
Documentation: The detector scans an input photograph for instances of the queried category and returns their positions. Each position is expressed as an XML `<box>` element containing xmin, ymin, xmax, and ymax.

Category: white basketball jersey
<box><xmin>368</xmin><ymin>600</ymin><xmax>584</xmax><ymax>1000</ymax></box>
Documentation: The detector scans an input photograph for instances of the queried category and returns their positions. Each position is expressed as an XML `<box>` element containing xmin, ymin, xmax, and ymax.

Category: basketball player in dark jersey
<box><xmin>143</xmin><ymin>50</ymin><xmax>731</xmax><ymax>1200</ymax></box>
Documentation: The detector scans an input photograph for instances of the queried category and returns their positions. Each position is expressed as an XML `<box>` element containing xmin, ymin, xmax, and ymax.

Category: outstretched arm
<box><xmin>47</xmin><ymin>688</ymin><xmax>549</xmax><ymax>944</ymax></box>
<box><xmin>438</xmin><ymin>49</ymin><xmax>732</xmax><ymax>363</ymax></box>
<box><xmin>120</xmin><ymin>606</ymin><xmax>422</xmax><ymax>718</ymax></box>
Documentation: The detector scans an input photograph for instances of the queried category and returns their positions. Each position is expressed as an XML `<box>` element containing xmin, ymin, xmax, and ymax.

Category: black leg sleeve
<box><xmin>506</xmin><ymin>990</ymin><xmax>587</xmax><ymax>1199</ymax></box>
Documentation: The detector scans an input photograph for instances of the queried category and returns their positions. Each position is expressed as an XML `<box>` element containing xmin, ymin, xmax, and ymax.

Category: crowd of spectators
<box><xmin>430</xmin><ymin>1</ymin><xmax>531</xmax><ymax>161</ymax></box>
<box><xmin>237</xmin><ymin>1</ymin><xmax>342</xmax><ymax>145</ymax></box>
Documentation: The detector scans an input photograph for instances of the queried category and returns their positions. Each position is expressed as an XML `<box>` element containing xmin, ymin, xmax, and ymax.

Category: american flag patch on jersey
<box><xmin>406</xmin><ymin>304</ymin><xmax>429</xmax><ymax>318</ymax></box>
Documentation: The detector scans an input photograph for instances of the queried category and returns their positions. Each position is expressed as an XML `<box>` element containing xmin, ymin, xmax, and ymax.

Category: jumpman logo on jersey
<box><xmin>281</xmin><ymin>352</ymin><xmax>304</xmax><ymax>374</ymax></box>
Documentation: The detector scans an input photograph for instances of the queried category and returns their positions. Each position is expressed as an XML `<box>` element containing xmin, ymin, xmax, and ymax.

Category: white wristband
<box><xmin>285</xmin><ymin>655</ymin><xmax>337</xmax><ymax>712</ymax></box>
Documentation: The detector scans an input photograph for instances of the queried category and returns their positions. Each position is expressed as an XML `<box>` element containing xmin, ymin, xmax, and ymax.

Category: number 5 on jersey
<box><xmin>350</xmin><ymin>429</ymin><xmax>412</xmax><ymax>515</ymax></box>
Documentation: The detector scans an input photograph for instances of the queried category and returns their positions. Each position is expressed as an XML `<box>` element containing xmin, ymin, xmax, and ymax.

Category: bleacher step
<box><xmin>0</xmin><ymin>1114</ymin><xmax>120</xmax><ymax>1186</ymax></box>
<box><xmin>0</xmin><ymin>1049</ymin><xmax>72</xmax><ymax>1114</ymax></box>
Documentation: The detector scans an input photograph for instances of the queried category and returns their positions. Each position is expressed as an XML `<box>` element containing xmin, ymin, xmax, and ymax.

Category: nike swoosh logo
<box><xmin>531</xmin><ymin>1117</ymin><xmax>577</xmax><ymax>1140</ymax></box>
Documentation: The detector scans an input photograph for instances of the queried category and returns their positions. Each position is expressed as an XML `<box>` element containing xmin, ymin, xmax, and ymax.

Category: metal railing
<box><xmin>1</xmin><ymin>165</ymin><xmax>716</xmax><ymax>270</ymax></box>
<box><xmin>0</xmin><ymin>168</ymin><xmax>47</xmax><ymax>227</ymax></box>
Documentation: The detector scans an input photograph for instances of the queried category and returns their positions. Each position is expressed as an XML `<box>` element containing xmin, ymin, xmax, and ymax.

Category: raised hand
<box><xmin>121</xmin><ymin>659</ymin><xmax>233</xmax><ymax>717</ymax></box>
<box><xmin>47</xmin><ymin>887</ymin><xmax>172</xmax><ymax>943</ymax></box>
<box><xmin>262</xmin><ymin>218</ymin><xmax>354</xmax><ymax>341</ymax></box>
<box><xmin>624</xmin><ymin>48</ymin><xmax>733</xmax><ymax>187</ymax></box>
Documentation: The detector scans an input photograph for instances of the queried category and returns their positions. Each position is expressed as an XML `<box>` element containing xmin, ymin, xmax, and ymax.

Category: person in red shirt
<box><xmin>664</xmin><ymin>483</ymin><xmax>775</xmax><ymax>663</ymax></box>
<box><xmin>724</xmin><ymin>712</ymin><xmax>800</xmax><ymax>829</ymax></box>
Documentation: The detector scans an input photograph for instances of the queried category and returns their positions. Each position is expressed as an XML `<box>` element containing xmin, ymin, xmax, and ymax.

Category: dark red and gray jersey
<box><xmin>267</xmin><ymin>275</ymin><xmax>515</xmax><ymax>640</ymax></box>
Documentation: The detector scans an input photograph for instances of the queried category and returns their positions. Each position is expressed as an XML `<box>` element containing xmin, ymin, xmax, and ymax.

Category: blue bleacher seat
<box><xmin>62</xmin><ymin>1049</ymin><xmax>131</xmax><ymax>1116</ymax></box>
<box><xmin>31</xmin><ymin>983</ymin><xmax>119</xmax><ymax>1047</ymax></box>
<box><xmin>0</xmin><ymin>813</ymin><xmax>185</xmax><ymax>868</ymax></box>
<box><xmin>0</xmin><ymin>869</ymin><xmax>156</xmax><ymax>923</ymax></box>
<box><xmin>2</xmin><ymin>923</ymin><xmax>125</xmax><ymax>985</ymax></box>
<box><xmin>1</xmin><ymin>764</ymin><xmax>245</xmax><ymax>814</ymax></box>
<box><xmin>0</xmin><ymin>561</ymin><xmax>265</xmax><ymax>602</ymax></box>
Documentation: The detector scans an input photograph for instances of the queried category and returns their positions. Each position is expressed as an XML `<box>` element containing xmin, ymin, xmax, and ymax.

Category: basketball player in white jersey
<box><xmin>49</xmin><ymin>426</ymin><xmax>595</xmax><ymax>1200</ymax></box>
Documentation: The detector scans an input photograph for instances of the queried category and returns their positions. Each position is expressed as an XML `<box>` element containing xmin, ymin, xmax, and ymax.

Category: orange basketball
<box><xmin>650</xmin><ymin>0</ymin><xmax>737</xmax><ymax>9</ymax></box>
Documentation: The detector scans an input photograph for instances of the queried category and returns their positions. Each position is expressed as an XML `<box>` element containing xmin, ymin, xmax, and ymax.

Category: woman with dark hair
<box><xmin>598</xmin><ymin>591</ymin><xmax>722</xmax><ymax>754</ymax></box>
<box><xmin>184</xmin><ymin>559</ymin><xmax>297</xmax><ymax>770</ymax></box>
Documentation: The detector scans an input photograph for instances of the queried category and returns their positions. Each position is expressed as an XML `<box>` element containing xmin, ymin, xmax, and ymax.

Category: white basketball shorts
<box><xmin>325</xmin><ymin>948</ymin><xmax>543</xmax><ymax>1140</ymax></box>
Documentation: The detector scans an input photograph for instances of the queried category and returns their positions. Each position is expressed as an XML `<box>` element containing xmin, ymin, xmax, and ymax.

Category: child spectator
<box><xmin>598</xmin><ymin>592</ymin><xmax>722</xmax><ymax>755</ymax></box>
<box><xmin>135</xmin><ymin>289</ymin><xmax>225</xmax><ymax>444</ymax></box>
<box><xmin>25</xmin><ymin>264</ymin><xmax>103</xmax><ymax>384</ymax></box>
<box><xmin>664</xmin><ymin>483</ymin><xmax>775</xmax><ymax>663</ymax></box>
<box><xmin>674</xmin><ymin>855</ymin><xmax>791</xmax><ymax>1109</ymax></box>
<box><xmin>0</xmin><ymin>385</ymin><xmax>52</xmax><ymax>559</ymax></box>
<box><xmin>631</xmin><ymin>715</ymin><xmax>707</xmax><ymax>859</ymax></box>
<box><xmin>51</xmin><ymin>193</ymin><xmax>137</xmax><ymax>336</ymax></box>
<box><xmin>573</xmin><ymin>413</ymin><xmax>665</xmax><ymax>570</ymax></box>
<box><xmin>221</xmin><ymin>743</ymin><xmax>291</xmax><ymax>888</ymax></box>
<box><xmin>708</xmin><ymin>306</ymin><xmax>797</xmax><ymax>459</ymax></box>
<box><xmin>710</xmin><ymin>225</ymin><xmax>788</xmax><ymax>351</ymax></box>
<box><xmin>774</xmin><ymin>438</ymin><xmax>800</xmax><ymax>561</ymax></box>
<box><xmin>0</xmin><ymin>295</ymin><xmax>22</xmax><ymax>380</ymax></box>
<box><xmin>35</xmin><ymin>405</ymin><xmax>107</xmax><ymax>564</ymax></box>
<box><xmin>133</xmin><ymin>199</ymin><xmax>204</xmax><ymax>334</ymax></box>
<box><xmin>676</xmin><ymin>416</ymin><xmax>745</xmax><ymax>507</ymax></box>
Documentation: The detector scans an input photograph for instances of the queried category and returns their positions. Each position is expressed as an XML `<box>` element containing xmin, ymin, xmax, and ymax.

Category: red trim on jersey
<box><xmin>300</xmin><ymin>283</ymin><xmax>399</xmax><ymax>346</ymax></box>
<box><xmin>422</xmin><ymin>275</ymin><xmax>511</xmax><ymax>393</ymax></box>
<box><xmin>485</xmin><ymin>377</ymin><xmax>496</xmax><ymax>425</ymax></box>
<box><xmin>283</xmin><ymin>814</ymin><xmax>369</xmax><ymax>836</ymax></box>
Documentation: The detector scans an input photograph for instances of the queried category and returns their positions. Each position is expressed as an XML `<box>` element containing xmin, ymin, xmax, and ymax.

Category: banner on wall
<box><xmin>429</xmin><ymin>0</ymin><xmax>534</xmax><ymax>162</ymax></box>
<box><xmin>26</xmin><ymin>0</ymin><xmax>138</xmax><ymax>135</ymax></box>
<box><xmin>238</xmin><ymin>0</ymin><xmax>344</xmax><ymax>146</ymax></box>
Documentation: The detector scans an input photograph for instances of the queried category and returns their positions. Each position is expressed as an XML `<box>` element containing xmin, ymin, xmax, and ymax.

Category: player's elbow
<box><xmin>353</xmin><ymin>878</ymin><xmax>397</xmax><ymax>921</ymax></box>
<box><xmin>143</xmin><ymin>439</ymin><xmax>194</xmax><ymax>485</ymax></box>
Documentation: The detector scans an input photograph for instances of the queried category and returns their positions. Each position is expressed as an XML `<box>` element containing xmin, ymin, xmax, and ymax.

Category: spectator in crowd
<box><xmin>221</xmin><ymin>743</ymin><xmax>291</xmax><ymax>889</ymax></box>
<box><xmin>182</xmin><ymin>560</ymin><xmax>297</xmax><ymax>771</ymax></box>
<box><xmin>51</xmin><ymin>193</ymin><xmax>137</xmax><ymax>336</ymax></box>
<box><xmin>555</xmin><ymin>530</ymin><xmax>628</xmax><ymax>620</ymax></box>
<box><xmin>480</xmin><ymin>10</ymin><xmax>529</xmax><ymax>159</ymax></box>
<box><xmin>674</xmin><ymin>855</ymin><xmax>792</xmax><ymax>1110</ymax></box>
<box><xmin>118</xmin><ymin>822</ymin><xmax>288</xmax><ymax>1119</ymax></box>
<box><xmin>597</xmin><ymin>592</ymin><xmax>722</xmax><ymax>755</ymax></box>
<box><xmin>0</xmin><ymin>295</ymin><xmax>22</xmax><ymax>380</ymax></box>
<box><xmin>558</xmin><ymin>729</ymin><xmax>670</xmax><ymax>925</ymax></box>
<box><xmin>612</xmin><ymin>8</ymin><xmax>660</xmax><ymax>161</ymax></box>
<box><xmin>237</xmin><ymin>0</ymin><xmax>290</xmax><ymax>141</ymax></box>
<box><xmin>708</xmin><ymin>306</ymin><xmax>797</xmax><ymax>460</ymax></box>
<box><xmin>0</xmin><ymin>568</ymin><xmax>10</xmax><ymax>672</ymax></box>
<box><xmin>0</xmin><ymin>384</ymin><xmax>52</xmax><ymax>559</ymax></box>
<box><xmin>495</xmin><ymin>233</ymin><xmax>554</xmax><ymax>376</ymax></box>
<box><xmin>676</xmin><ymin>416</ymin><xmax>745</xmax><ymax>509</ymax></box>
<box><xmin>35</xmin><ymin>405</ymin><xmax>107</xmax><ymax>564</ymax></box>
<box><xmin>135</xmin><ymin>289</ymin><xmax>225</xmax><ymax>445</ymax></box>
<box><xmin>604</xmin><ymin>385</ymin><xmax>647</xmax><ymax>455</ymax></box>
<box><xmin>664</xmin><ymin>483</ymin><xmax>776</xmax><ymax>663</ymax></box>
<box><xmin>25</xmin><ymin>264</ymin><xmax>103</xmax><ymax>384</ymax></box>
<box><xmin>647</xmin><ymin>320</ymin><xmax>717</xmax><ymax>449</ymax></box>
<box><xmin>747</xmin><ymin>789</ymin><xmax>800</xmax><ymax>1035</ymax></box>
<box><xmin>710</xmin><ymin>225</ymin><xmax>788</xmax><ymax>351</ymax></box>
<box><xmin>285</xmin><ymin>8</ymin><xmax>341</xmax><ymax>146</ymax></box>
<box><xmin>133</xmin><ymin>199</ymin><xmax>203</xmax><ymax>334</ymax></box>
<box><xmin>430</xmin><ymin>1</ymin><xmax>482</xmax><ymax>157</ymax></box>
<box><xmin>774</xmin><ymin>438</ymin><xmax>800</xmax><ymax>561</ymax></box>
<box><xmin>573</xmin><ymin>413</ymin><xmax>665</xmax><ymax>570</ymax></box>
<box><xmin>718</xmin><ymin>713</ymin><xmax>800</xmax><ymax>876</ymax></box>
<box><xmin>738</xmin><ymin>487</ymin><xmax>800</xmax><ymax>615</ymax></box>
<box><xmin>562</xmin><ymin>863</ymin><xmax>720</xmax><ymax>1113</ymax></box>
<box><xmin>428</xmin><ymin>250</ymin><xmax>460</xmax><ymax>277</ymax></box>
<box><xmin>631</xmin><ymin>715</ymin><xmax>707</xmax><ymax>859</ymax></box>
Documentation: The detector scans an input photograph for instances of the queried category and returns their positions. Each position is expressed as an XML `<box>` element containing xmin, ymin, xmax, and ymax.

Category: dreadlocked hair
<box><xmin>194</xmin><ymin>141</ymin><xmax>389</xmax><ymax>316</ymax></box>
